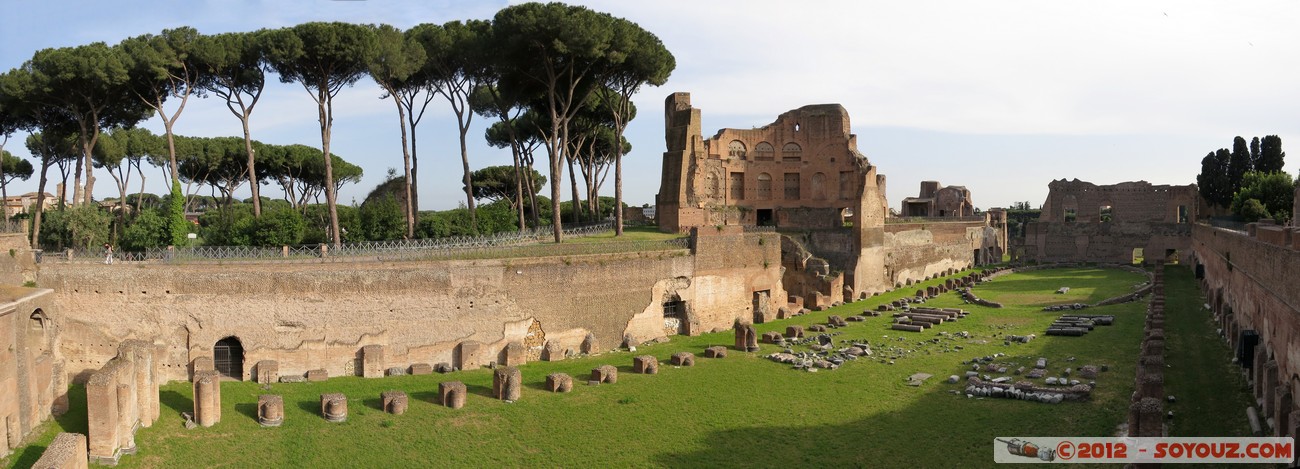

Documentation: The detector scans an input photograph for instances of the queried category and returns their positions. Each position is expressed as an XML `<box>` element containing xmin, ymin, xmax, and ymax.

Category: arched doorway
<box><xmin>214</xmin><ymin>337</ymin><xmax>244</xmax><ymax>380</ymax></box>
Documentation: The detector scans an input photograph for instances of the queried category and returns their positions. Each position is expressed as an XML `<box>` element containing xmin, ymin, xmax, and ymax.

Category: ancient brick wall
<box><xmin>1025</xmin><ymin>180</ymin><xmax>1198</xmax><ymax>264</ymax></box>
<box><xmin>883</xmin><ymin>221</ymin><xmax>995</xmax><ymax>288</ymax></box>
<box><xmin>40</xmin><ymin>235</ymin><xmax>781</xmax><ymax>385</ymax></box>
<box><xmin>0</xmin><ymin>286</ymin><xmax>62</xmax><ymax>459</ymax></box>
<box><xmin>1193</xmin><ymin>223</ymin><xmax>1300</xmax><ymax>438</ymax></box>
<box><xmin>656</xmin><ymin>93</ymin><xmax>880</xmax><ymax>233</ymax></box>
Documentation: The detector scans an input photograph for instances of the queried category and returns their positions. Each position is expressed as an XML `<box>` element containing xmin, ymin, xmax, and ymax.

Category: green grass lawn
<box><xmin>3</xmin><ymin>265</ymin><xmax>1258</xmax><ymax>468</ymax></box>
<box><xmin>559</xmin><ymin>225</ymin><xmax>686</xmax><ymax>243</ymax></box>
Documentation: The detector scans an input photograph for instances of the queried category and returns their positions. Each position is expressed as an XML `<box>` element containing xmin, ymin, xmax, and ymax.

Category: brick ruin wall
<box><xmin>1193</xmin><ymin>223</ymin><xmax>1300</xmax><ymax>438</ymax></box>
<box><xmin>37</xmin><ymin>231</ymin><xmax>783</xmax><ymax>384</ymax></box>
<box><xmin>1022</xmin><ymin>180</ymin><xmax>1198</xmax><ymax>264</ymax></box>
<box><xmin>883</xmin><ymin>220</ymin><xmax>1002</xmax><ymax>289</ymax></box>
<box><xmin>0</xmin><ymin>234</ymin><xmax>62</xmax><ymax>459</ymax></box>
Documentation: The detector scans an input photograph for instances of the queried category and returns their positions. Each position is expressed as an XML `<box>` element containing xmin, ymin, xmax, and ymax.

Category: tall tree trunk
<box><xmin>548</xmin><ymin>142</ymin><xmax>562</xmax><ymax>242</ymax></box>
<box><xmin>241</xmin><ymin>114</ymin><xmax>260</xmax><ymax>217</ymax></box>
<box><xmin>318</xmin><ymin>91</ymin><xmax>342</xmax><ymax>248</ymax></box>
<box><xmin>389</xmin><ymin>95</ymin><xmax>414</xmax><ymax>238</ymax></box>
<box><xmin>408</xmin><ymin>119</ymin><xmax>419</xmax><ymax>216</ymax></box>
<box><xmin>31</xmin><ymin>158</ymin><xmax>51</xmax><ymax>247</ymax></box>
<box><xmin>510</xmin><ymin>141</ymin><xmax>525</xmax><ymax>231</ymax></box>
<box><xmin>567</xmin><ymin>154</ymin><xmax>581</xmax><ymax>224</ymax></box>
<box><xmin>458</xmin><ymin>124</ymin><xmax>476</xmax><ymax>232</ymax></box>
<box><xmin>614</xmin><ymin>153</ymin><xmax>624</xmax><ymax>234</ymax></box>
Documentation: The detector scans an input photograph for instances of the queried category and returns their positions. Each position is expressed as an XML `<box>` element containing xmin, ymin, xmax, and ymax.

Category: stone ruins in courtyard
<box><xmin>1</xmin><ymin>91</ymin><xmax>1298</xmax><ymax>465</ymax></box>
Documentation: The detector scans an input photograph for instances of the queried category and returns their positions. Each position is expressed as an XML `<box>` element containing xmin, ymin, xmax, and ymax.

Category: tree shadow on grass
<box><xmin>410</xmin><ymin>390</ymin><xmax>441</xmax><ymax>405</ymax></box>
<box><xmin>465</xmin><ymin>383</ymin><xmax>495</xmax><ymax>399</ymax></box>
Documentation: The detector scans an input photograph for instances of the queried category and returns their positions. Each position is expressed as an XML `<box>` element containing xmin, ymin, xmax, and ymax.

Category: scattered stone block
<box><xmin>192</xmin><ymin>356</ymin><xmax>214</xmax><ymax>373</ymax></box>
<box><xmin>361</xmin><ymin>344</ymin><xmax>385</xmax><ymax>378</ymax></box>
<box><xmin>543</xmin><ymin>342</ymin><xmax>565</xmax><ymax>361</ymax></box>
<box><xmin>1035</xmin><ymin>358</ymin><xmax>1047</xmax><ymax>369</ymax></box>
<box><xmin>847</xmin><ymin>316</ymin><xmax>866</xmax><ymax>322</ymax></box>
<box><xmin>580</xmin><ymin>333</ymin><xmax>600</xmax><ymax>355</ymax></box>
<box><xmin>32</xmin><ymin>432</ymin><xmax>87</xmax><ymax>469</ymax></box>
<box><xmin>633</xmin><ymin>355</ymin><xmax>659</xmax><ymax>374</ymax></box>
<box><xmin>385</xmin><ymin>367</ymin><xmax>407</xmax><ymax>377</ymax></box>
<box><xmin>492</xmin><ymin>366</ymin><xmax>522</xmax><ymax>401</ymax></box>
<box><xmin>591</xmin><ymin>365</ymin><xmax>618</xmax><ymax>384</ymax></box>
<box><xmin>439</xmin><ymin>381</ymin><xmax>467</xmax><ymax>409</ymax></box>
<box><xmin>785</xmin><ymin>325</ymin><xmax>804</xmax><ymax>339</ymax></box>
<box><xmin>704</xmin><ymin>346</ymin><xmax>727</xmax><ymax>358</ymax></box>
<box><xmin>409</xmin><ymin>363</ymin><xmax>433</xmax><ymax>375</ymax></box>
<box><xmin>255</xmin><ymin>360</ymin><xmax>279</xmax><ymax>384</ymax></box>
<box><xmin>434</xmin><ymin>363</ymin><xmax>454</xmax><ymax>374</ymax></box>
<box><xmin>808</xmin><ymin>324</ymin><xmax>827</xmax><ymax>332</ymax></box>
<box><xmin>258</xmin><ymin>395</ymin><xmax>283</xmax><ymax>427</ymax></box>
<box><xmin>381</xmin><ymin>390</ymin><xmax>408</xmax><ymax>415</ymax></box>
<box><xmin>306</xmin><ymin>369</ymin><xmax>328</xmax><ymax>382</ymax></box>
<box><xmin>906</xmin><ymin>373</ymin><xmax>932</xmax><ymax>386</ymax></box>
<box><xmin>320</xmin><ymin>393</ymin><xmax>347</xmax><ymax>422</ymax></box>
<box><xmin>761</xmin><ymin>331</ymin><xmax>783</xmax><ymax>344</ymax></box>
<box><xmin>670</xmin><ymin>352</ymin><xmax>695</xmax><ymax>367</ymax></box>
<box><xmin>546</xmin><ymin>373</ymin><xmax>573</xmax><ymax>393</ymax></box>
<box><xmin>734</xmin><ymin>324</ymin><xmax>759</xmax><ymax>352</ymax></box>
<box><xmin>278</xmin><ymin>375</ymin><xmax>305</xmax><ymax>384</ymax></box>
<box><xmin>501</xmin><ymin>341</ymin><xmax>527</xmax><ymax>367</ymax></box>
<box><xmin>456</xmin><ymin>341</ymin><xmax>485</xmax><ymax>370</ymax></box>
<box><xmin>1078</xmin><ymin>365</ymin><xmax>1098</xmax><ymax>379</ymax></box>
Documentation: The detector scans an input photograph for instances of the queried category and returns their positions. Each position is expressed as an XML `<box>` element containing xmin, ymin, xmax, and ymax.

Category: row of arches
<box><xmin>728</xmin><ymin>140</ymin><xmax>802</xmax><ymax>161</ymax></box>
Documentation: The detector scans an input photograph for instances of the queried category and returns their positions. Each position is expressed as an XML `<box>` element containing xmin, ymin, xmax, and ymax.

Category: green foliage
<box><xmin>0</xmin><ymin>150</ymin><xmax>34</xmax><ymax>186</ymax></box>
<box><xmin>198</xmin><ymin>205</ymin><xmax>253</xmax><ymax>246</ymax></box>
<box><xmin>468</xmin><ymin>165</ymin><xmax>545</xmax><ymax>204</ymax></box>
<box><xmin>121</xmin><ymin>209</ymin><xmax>171</xmax><ymax>251</ymax></box>
<box><xmin>248</xmin><ymin>208</ymin><xmax>305</xmax><ymax>246</ymax></box>
<box><xmin>1230</xmin><ymin>171</ymin><xmax>1295</xmax><ymax>223</ymax></box>
<box><xmin>1257</xmin><ymin>135</ymin><xmax>1286</xmax><ymax>174</ymax></box>
<box><xmin>359</xmin><ymin>194</ymin><xmax>405</xmax><ymax>241</ymax></box>
<box><xmin>36</xmin><ymin>205</ymin><xmax>111</xmax><ymax>250</ymax></box>
<box><xmin>415</xmin><ymin>200</ymin><xmax>519</xmax><ymax>239</ymax></box>
<box><xmin>1197</xmin><ymin>149</ymin><xmax>1232</xmax><ymax>207</ymax></box>
<box><xmin>168</xmin><ymin>180</ymin><xmax>189</xmax><ymax>246</ymax></box>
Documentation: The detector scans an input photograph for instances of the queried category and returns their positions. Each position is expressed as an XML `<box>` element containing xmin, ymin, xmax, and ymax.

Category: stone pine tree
<box><xmin>23</xmin><ymin>131</ymin><xmax>79</xmax><ymax>245</ymax></box>
<box><xmin>595</xmin><ymin>18</ymin><xmax>675</xmax><ymax>236</ymax></box>
<box><xmin>425</xmin><ymin>20</ymin><xmax>492</xmax><ymax>232</ymax></box>
<box><xmin>0</xmin><ymin>150</ymin><xmax>33</xmax><ymax>215</ymax></box>
<box><xmin>1257</xmin><ymin>135</ymin><xmax>1286</xmax><ymax>174</ymax></box>
<box><xmin>492</xmin><ymin>2</ymin><xmax>623</xmax><ymax>242</ymax></box>
<box><xmin>364</xmin><ymin>24</ymin><xmax>426</xmax><ymax>239</ymax></box>
<box><xmin>22</xmin><ymin>43</ymin><xmax>149</xmax><ymax>206</ymax></box>
<box><xmin>119</xmin><ymin>27</ymin><xmax>207</xmax><ymax>192</ymax></box>
<box><xmin>193</xmin><ymin>31</ymin><xmax>270</xmax><ymax>217</ymax></box>
<box><xmin>264</xmin><ymin>22</ymin><xmax>375</xmax><ymax>247</ymax></box>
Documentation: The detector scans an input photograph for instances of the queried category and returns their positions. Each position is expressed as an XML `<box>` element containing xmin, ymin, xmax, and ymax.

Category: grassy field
<box><xmin>3</xmin><ymin>265</ymin><xmax>1258</xmax><ymax>468</ymax></box>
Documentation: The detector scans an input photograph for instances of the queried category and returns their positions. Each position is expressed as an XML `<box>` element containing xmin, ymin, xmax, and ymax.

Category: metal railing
<box><xmin>40</xmin><ymin>221</ymin><xmax>696</xmax><ymax>264</ymax></box>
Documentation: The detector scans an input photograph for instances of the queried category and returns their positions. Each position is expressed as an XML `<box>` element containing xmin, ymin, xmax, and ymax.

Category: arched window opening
<box><xmin>728</xmin><ymin>140</ymin><xmax>747</xmax><ymax>159</ymax></box>
<box><xmin>782</xmin><ymin>143</ymin><xmax>802</xmax><ymax>162</ymax></box>
<box><xmin>753</xmin><ymin>142</ymin><xmax>775</xmax><ymax>161</ymax></box>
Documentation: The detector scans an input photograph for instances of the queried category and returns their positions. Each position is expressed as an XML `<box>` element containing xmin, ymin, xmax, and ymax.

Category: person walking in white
<box><xmin>103</xmin><ymin>243</ymin><xmax>113</xmax><ymax>265</ymax></box>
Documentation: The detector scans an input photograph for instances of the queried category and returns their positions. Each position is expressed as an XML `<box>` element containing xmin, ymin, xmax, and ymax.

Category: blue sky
<box><xmin>2</xmin><ymin>0</ymin><xmax>1297</xmax><ymax>211</ymax></box>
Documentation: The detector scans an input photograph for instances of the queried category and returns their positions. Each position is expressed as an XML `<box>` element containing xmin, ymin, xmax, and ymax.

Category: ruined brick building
<box><xmin>657</xmin><ymin>92</ymin><xmax>1005</xmax><ymax>307</ymax></box>
<box><xmin>900</xmin><ymin>181</ymin><xmax>974</xmax><ymax>217</ymax></box>
<box><xmin>1020</xmin><ymin>179</ymin><xmax>1198</xmax><ymax>264</ymax></box>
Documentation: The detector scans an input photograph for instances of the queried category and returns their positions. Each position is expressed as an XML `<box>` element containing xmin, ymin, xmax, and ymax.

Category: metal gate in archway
<box><xmin>213</xmin><ymin>337</ymin><xmax>244</xmax><ymax>380</ymax></box>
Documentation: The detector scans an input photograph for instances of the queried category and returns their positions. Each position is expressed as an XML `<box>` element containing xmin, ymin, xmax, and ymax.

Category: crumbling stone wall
<box><xmin>1024</xmin><ymin>180</ymin><xmax>1198</xmax><ymax>264</ymax></box>
<box><xmin>1193</xmin><ymin>223</ymin><xmax>1300</xmax><ymax>438</ymax></box>
<box><xmin>0</xmin><ymin>234</ymin><xmax>63</xmax><ymax>459</ymax></box>
<box><xmin>41</xmin><ymin>231</ymin><xmax>781</xmax><ymax>384</ymax></box>
<box><xmin>900</xmin><ymin>181</ymin><xmax>974</xmax><ymax>217</ymax></box>
<box><xmin>883</xmin><ymin>220</ymin><xmax>998</xmax><ymax>288</ymax></box>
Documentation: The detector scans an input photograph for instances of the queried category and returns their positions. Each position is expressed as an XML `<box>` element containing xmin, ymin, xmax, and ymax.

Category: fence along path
<box><xmin>43</xmin><ymin>222</ymin><xmax>691</xmax><ymax>264</ymax></box>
